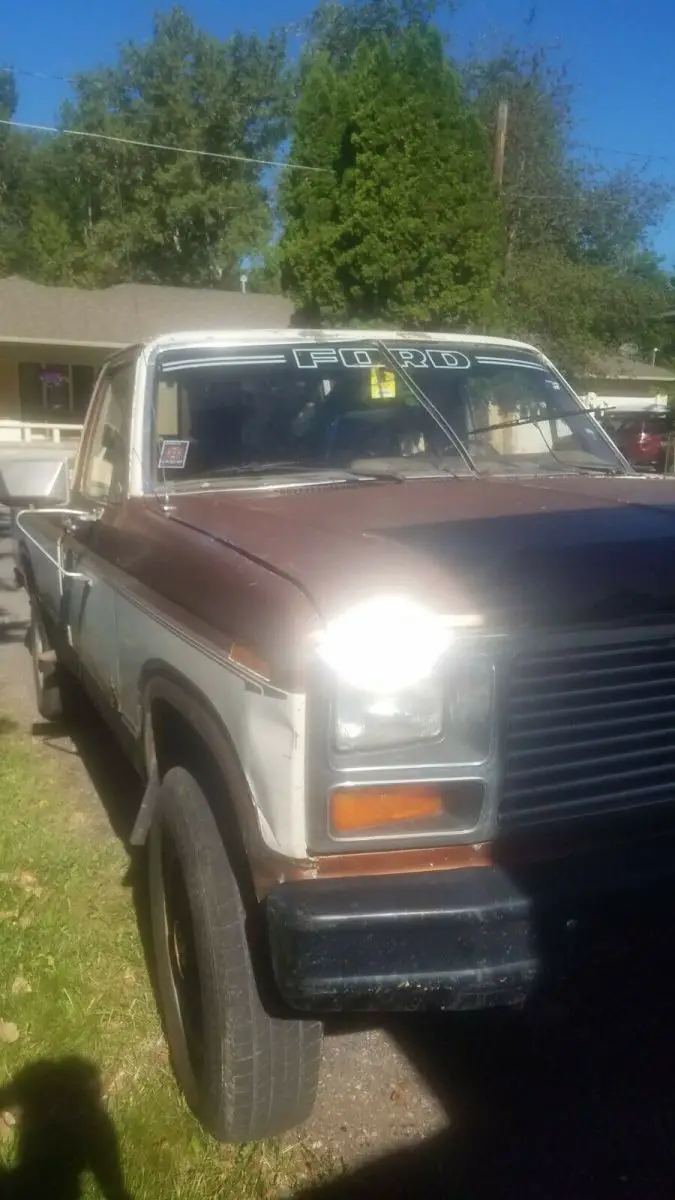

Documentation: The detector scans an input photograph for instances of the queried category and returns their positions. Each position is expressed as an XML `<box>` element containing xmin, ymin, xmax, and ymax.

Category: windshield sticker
<box><xmin>158</xmin><ymin>439</ymin><xmax>190</xmax><ymax>469</ymax></box>
<box><xmin>160</xmin><ymin>346</ymin><xmax>540</xmax><ymax>374</ymax></box>
<box><xmin>425</xmin><ymin>349</ymin><xmax>471</xmax><ymax>369</ymax></box>
<box><xmin>162</xmin><ymin>354</ymin><xmax>287</xmax><ymax>372</ymax></box>
<box><xmin>293</xmin><ymin>346</ymin><xmax>471</xmax><ymax>370</ymax></box>
<box><xmin>370</xmin><ymin>367</ymin><xmax>397</xmax><ymax>400</ymax></box>
<box><xmin>293</xmin><ymin>347</ymin><xmax>378</xmax><ymax>369</ymax></box>
<box><xmin>544</xmin><ymin>378</ymin><xmax>562</xmax><ymax>390</ymax></box>
<box><xmin>475</xmin><ymin>356</ymin><xmax>546</xmax><ymax>372</ymax></box>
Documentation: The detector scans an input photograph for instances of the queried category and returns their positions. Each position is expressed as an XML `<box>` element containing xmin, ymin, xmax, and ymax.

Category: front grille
<box><xmin>501</xmin><ymin>637</ymin><xmax>675</xmax><ymax>824</ymax></box>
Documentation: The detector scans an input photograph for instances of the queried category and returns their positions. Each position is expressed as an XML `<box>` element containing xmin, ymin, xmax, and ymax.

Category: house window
<box><xmin>72</xmin><ymin>365</ymin><xmax>97</xmax><ymax>418</ymax></box>
<box><xmin>18</xmin><ymin>362</ymin><xmax>96</xmax><ymax>422</ymax></box>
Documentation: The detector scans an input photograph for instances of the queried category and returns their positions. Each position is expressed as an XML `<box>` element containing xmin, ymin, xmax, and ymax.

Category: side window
<box><xmin>80</xmin><ymin>361</ymin><xmax>135</xmax><ymax>504</ymax></box>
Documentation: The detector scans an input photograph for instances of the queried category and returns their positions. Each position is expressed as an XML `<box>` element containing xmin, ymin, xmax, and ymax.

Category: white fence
<box><xmin>0</xmin><ymin>419</ymin><xmax>84</xmax><ymax>445</ymax></box>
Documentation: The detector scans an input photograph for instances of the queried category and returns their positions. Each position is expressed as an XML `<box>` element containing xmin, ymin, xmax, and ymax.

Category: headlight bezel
<box><xmin>332</xmin><ymin>672</ymin><xmax>446</xmax><ymax>753</ymax></box>
<box><xmin>314</xmin><ymin>595</ymin><xmax>491</xmax><ymax>758</ymax></box>
<box><xmin>304</xmin><ymin>616</ymin><xmax>499</xmax><ymax>853</ymax></box>
<box><xmin>329</xmin><ymin>651</ymin><xmax>495</xmax><ymax>760</ymax></box>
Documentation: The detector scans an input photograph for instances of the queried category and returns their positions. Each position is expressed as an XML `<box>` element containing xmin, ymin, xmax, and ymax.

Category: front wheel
<box><xmin>148</xmin><ymin>766</ymin><xmax>323</xmax><ymax>1142</ymax></box>
<box><xmin>29</xmin><ymin>600</ymin><xmax>73</xmax><ymax>722</ymax></box>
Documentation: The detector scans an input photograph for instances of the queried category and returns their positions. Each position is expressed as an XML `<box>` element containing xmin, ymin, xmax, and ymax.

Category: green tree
<box><xmin>572</xmin><ymin>173</ymin><xmax>674</xmax><ymax>269</ymax></box>
<box><xmin>464</xmin><ymin>44</ymin><xmax>580</xmax><ymax>264</ymax></box>
<box><xmin>23</xmin><ymin>202</ymin><xmax>84</xmax><ymax>284</ymax></box>
<box><xmin>492</xmin><ymin>250</ymin><xmax>673</xmax><ymax>375</ymax></box>
<box><xmin>280</xmin><ymin>26</ymin><xmax>503</xmax><ymax>326</ymax></box>
<box><xmin>0</xmin><ymin>69</ymin><xmax>34</xmax><ymax>274</ymax></box>
<box><xmin>25</xmin><ymin>7</ymin><xmax>289</xmax><ymax>287</ymax></box>
<box><xmin>465</xmin><ymin>41</ymin><xmax>675</xmax><ymax>367</ymax></box>
<box><xmin>245</xmin><ymin>244</ymin><xmax>283</xmax><ymax>293</ymax></box>
<box><xmin>302</xmin><ymin>0</ymin><xmax>453</xmax><ymax>68</ymax></box>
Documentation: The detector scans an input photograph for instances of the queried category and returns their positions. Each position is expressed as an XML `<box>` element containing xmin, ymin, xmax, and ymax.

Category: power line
<box><xmin>2</xmin><ymin>64</ymin><xmax>673</xmax><ymax>169</ymax></box>
<box><xmin>575</xmin><ymin>141</ymin><xmax>672</xmax><ymax>163</ymax></box>
<box><xmin>1</xmin><ymin>64</ymin><xmax>78</xmax><ymax>85</ymax></box>
<box><xmin>0</xmin><ymin>118</ymin><xmax>329</xmax><ymax>173</ymax></box>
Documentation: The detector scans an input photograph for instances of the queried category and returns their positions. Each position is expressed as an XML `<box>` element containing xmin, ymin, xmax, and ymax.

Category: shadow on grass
<box><xmin>33</xmin><ymin>701</ymin><xmax>143</xmax><ymax>848</ymax></box>
<box><xmin>0</xmin><ymin>1056</ymin><xmax>132</xmax><ymax>1199</ymax></box>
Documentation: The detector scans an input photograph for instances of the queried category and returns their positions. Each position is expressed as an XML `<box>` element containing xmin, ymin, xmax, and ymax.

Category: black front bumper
<box><xmin>265</xmin><ymin>835</ymin><xmax>675</xmax><ymax>1012</ymax></box>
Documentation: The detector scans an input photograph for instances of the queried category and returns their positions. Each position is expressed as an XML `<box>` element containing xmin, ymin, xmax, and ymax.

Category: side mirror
<box><xmin>0</xmin><ymin>457</ymin><xmax>70</xmax><ymax>508</ymax></box>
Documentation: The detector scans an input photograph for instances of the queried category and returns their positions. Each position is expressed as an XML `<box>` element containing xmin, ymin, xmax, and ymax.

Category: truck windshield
<box><xmin>151</xmin><ymin>341</ymin><xmax>625</xmax><ymax>485</ymax></box>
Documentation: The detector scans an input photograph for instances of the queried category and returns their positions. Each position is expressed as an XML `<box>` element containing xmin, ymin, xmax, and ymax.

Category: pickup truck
<box><xmin>3</xmin><ymin>327</ymin><xmax>675</xmax><ymax>1144</ymax></box>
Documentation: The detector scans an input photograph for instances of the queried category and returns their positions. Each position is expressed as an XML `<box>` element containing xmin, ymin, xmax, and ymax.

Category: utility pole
<box><xmin>493</xmin><ymin>98</ymin><xmax>509</xmax><ymax>187</ymax></box>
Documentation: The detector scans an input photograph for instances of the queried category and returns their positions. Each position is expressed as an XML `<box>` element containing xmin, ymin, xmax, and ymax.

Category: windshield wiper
<box><xmin>346</xmin><ymin>466</ymin><xmax>405</xmax><ymax>483</ymax></box>
<box><xmin>551</xmin><ymin>461</ymin><xmax>624</xmax><ymax>476</ymax></box>
<box><xmin>469</xmin><ymin>409</ymin><xmax>626</xmax><ymax>477</ymax></box>
<box><xmin>470</xmin><ymin>408</ymin><xmax>602</xmax><ymax>437</ymax></box>
<box><xmin>373</xmin><ymin>340</ymin><xmax>478</xmax><ymax>476</ymax></box>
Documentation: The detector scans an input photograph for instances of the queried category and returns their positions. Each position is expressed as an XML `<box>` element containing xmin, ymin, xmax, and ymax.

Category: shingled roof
<box><xmin>0</xmin><ymin>276</ymin><xmax>294</xmax><ymax>348</ymax></box>
<box><xmin>583</xmin><ymin>351</ymin><xmax>675</xmax><ymax>382</ymax></box>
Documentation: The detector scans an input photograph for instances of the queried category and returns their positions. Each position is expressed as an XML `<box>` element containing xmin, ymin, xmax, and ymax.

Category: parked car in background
<box><xmin>603</xmin><ymin>410</ymin><xmax>671</xmax><ymax>473</ymax></box>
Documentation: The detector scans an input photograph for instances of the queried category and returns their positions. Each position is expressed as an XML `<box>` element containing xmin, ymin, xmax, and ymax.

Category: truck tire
<box><xmin>29</xmin><ymin>599</ymin><xmax>72</xmax><ymax>723</ymax></box>
<box><xmin>148</xmin><ymin>765</ymin><xmax>322</xmax><ymax>1142</ymax></box>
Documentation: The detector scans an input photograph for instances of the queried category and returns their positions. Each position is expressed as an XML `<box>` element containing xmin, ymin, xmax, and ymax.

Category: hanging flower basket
<box><xmin>40</xmin><ymin>370</ymin><xmax>68</xmax><ymax>387</ymax></box>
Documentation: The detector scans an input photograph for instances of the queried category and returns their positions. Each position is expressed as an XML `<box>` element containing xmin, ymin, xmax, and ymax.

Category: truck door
<box><xmin>59</xmin><ymin>357</ymin><xmax>137</xmax><ymax>707</ymax></box>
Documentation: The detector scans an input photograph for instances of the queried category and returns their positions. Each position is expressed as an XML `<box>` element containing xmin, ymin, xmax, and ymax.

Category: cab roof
<box><xmin>131</xmin><ymin>327</ymin><xmax>545</xmax><ymax>359</ymax></box>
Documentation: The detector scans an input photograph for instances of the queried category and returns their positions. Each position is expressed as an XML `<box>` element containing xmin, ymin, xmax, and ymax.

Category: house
<box><xmin>0</xmin><ymin>276</ymin><xmax>293</xmax><ymax>429</ymax></box>
<box><xmin>575</xmin><ymin>352</ymin><xmax>675</xmax><ymax>413</ymax></box>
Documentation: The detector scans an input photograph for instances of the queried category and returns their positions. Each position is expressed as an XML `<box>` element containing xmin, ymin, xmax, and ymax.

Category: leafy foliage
<box><xmin>0</xmin><ymin>70</ymin><xmax>34</xmax><ymax>275</ymax></box>
<box><xmin>302</xmin><ymin>0</ymin><xmax>454</xmax><ymax>69</ymax></box>
<box><xmin>280</xmin><ymin>26</ymin><xmax>503</xmax><ymax>326</ymax></box>
<box><xmin>21</xmin><ymin>7</ymin><xmax>290</xmax><ymax>287</ymax></box>
<box><xmin>463</xmin><ymin>42</ymin><xmax>675</xmax><ymax>367</ymax></box>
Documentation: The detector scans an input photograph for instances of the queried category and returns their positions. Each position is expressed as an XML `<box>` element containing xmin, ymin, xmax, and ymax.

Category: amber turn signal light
<box><xmin>330</xmin><ymin>785</ymin><xmax>444</xmax><ymax>835</ymax></box>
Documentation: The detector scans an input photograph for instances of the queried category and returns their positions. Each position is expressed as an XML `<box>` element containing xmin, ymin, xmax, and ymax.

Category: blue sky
<box><xmin>4</xmin><ymin>0</ymin><xmax>675</xmax><ymax>266</ymax></box>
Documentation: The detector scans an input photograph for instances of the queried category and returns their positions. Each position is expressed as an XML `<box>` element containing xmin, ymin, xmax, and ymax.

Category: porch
<box><xmin>0</xmin><ymin>339</ymin><xmax>114</xmax><ymax>431</ymax></box>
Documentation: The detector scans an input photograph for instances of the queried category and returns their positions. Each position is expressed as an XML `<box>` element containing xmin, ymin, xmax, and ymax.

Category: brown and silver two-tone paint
<box><xmin>14</xmin><ymin>330</ymin><xmax>675</xmax><ymax>898</ymax></box>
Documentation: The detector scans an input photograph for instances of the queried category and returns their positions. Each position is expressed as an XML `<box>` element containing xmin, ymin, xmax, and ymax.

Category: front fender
<box><xmin>132</xmin><ymin>664</ymin><xmax>307</xmax><ymax>896</ymax></box>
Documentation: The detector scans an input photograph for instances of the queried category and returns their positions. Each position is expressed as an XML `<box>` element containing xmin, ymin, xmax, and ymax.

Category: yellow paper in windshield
<box><xmin>369</xmin><ymin>367</ymin><xmax>396</xmax><ymax>401</ymax></box>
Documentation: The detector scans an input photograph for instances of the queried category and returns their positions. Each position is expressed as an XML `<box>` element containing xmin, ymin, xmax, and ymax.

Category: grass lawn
<box><xmin>0</xmin><ymin>719</ymin><xmax>326</xmax><ymax>1198</ymax></box>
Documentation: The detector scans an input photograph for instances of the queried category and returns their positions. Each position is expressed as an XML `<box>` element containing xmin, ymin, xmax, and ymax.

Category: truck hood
<box><xmin>169</xmin><ymin>473</ymin><xmax>675</xmax><ymax>628</ymax></box>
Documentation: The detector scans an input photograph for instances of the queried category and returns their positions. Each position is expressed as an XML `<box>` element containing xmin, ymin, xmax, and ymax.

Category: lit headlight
<box><xmin>316</xmin><ymin>597</ymin><xmax>492</xmax><ymax>755</ymax></box>
<box><xmin>335</xmin><ymin>676</ymin><xmax>444</xmax><ymax>751</ymax></box>
<box><xmin>316</xmin><ymin>596</ymin><xmax>454</xmax><ymax>692</ymax></box>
